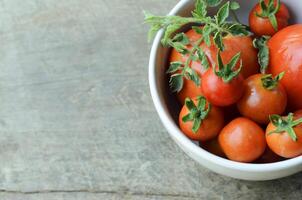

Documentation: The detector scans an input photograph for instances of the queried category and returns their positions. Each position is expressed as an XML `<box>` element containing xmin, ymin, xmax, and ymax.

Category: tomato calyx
<box><xmin>255</xmin><ymin>0</ymin><xmax>281</xmax><ymax>31</ymax></box>
<box><xmin>182</xmin><ymin>96</ymin><xmax>211</xmax><ymax>133</ymax></box>
<box><xmin>261</xmin><ymin>72</ymin><xmax>284</xmax><ymax>90</ymax></box>
<box><xmin>268</xmin><ymin>113</ymin><xmax>302</xmax><ymax>141</ymax></box>
<box><xmin>214</xmin><ymin>51</ymin><xmax>242</xmax><ymax>83</ymax></box>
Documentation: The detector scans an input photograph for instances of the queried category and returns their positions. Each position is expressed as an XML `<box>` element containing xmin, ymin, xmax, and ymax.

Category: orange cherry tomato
<box><xmin>266</xmin><ymin>112</ymin><xmax>302</xmax><ymax>158</ymax></box>
<box><xmin>249</xmin><ymin>0</ymin><xmax>290</xmax><ymax>36</ymax></box>
<box><xmin>218</xmin><ymin>117</ymin><xmax>266</xmax><ymax>162</ymax></box>
<box><xmin>237</xmin><ymin>73</ymin><xmax>287</xmax><ymax>124</ymax></box>
<box><xmin>268</xmin><ymin>24</ymin><xmax>302</xmax><ymax>110</ymax></box>
<box><xmin>179</xmin><ymin>97</ymin><xmax>224</xmax><ymax>141</ymax></box>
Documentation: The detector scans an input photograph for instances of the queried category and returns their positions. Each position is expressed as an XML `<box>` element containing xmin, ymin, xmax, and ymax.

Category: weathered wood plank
<box><xmin>0</xmin><ymin>0</ymin><xmax>301</xmax><ymax>199</ymax></box>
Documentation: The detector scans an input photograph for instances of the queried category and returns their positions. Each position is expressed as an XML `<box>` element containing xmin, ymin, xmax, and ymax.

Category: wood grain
<box><xmin>0</xmin><ymin>0</ymin><xmax>301</xmax><ymax>199</ymax></box>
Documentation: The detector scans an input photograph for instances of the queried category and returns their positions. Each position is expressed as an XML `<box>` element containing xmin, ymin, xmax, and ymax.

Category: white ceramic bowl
<box><xmin>149</xmin><ymin>0</ymin><xmax>302</xmax><ymax>180</ymax></box>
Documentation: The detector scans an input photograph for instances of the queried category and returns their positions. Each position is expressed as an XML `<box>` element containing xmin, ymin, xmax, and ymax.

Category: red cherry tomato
<box><xmin>237</xmin><ymin>73</ymin><xmax>287</xmax><ymax>124</ymax></box>
<box><xmin>201</xmin><ymin>69</ymin><xmax>244</xmax><ymax>106</ymax></box>
<box><xmin>268</xmin><ymin>24</ymin><xmax>302</xmax><ymax>110</ymax></box>
<box><xmin>249</xmin><ymin>0</ymin><xmax>290</xmax><ymax>36</ymax></box>
<box><xmin>219</xmin><ymin>117</ymin><xmax>266</xmax><ymax>162</ymax></box>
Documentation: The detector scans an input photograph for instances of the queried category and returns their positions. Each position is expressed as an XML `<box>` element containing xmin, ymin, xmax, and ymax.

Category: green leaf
<box><xmin>230</xmin><ymin>1</ymin><xmax>240</xmax><ymax>10</ymax></box>
<box><xmin>169</xmin><ymin>74</ymin><xmax>184</xmax><ymax>93</ymax></box>
<box><xmin>206</xmin><ymin>0</ymin><xmax>223</xmax><ymax>7</ymax></box>
<box><xmin>192</xmin><ymin>26</ymin><xmax>203</xmax><ymax>35</ymax></box>
<box><xmin>228</xmin><ymin>23</ymin><xmax>249</xmax><ymax>35</ymax></box>
<box><xmin>197</xmin><ymin>47</ymin><xmax>210</xmax><ymax>70</ymax></box>
<box><xmin>226</xmin><ymin>52</ymin><xmax>241</xmax><ymax>70</ymax></box>
<box><xmin>147</xmin><ymin>24</ymin><xmax>161</xmax><ymax>42</ymax></box>
<box><xmin>216</xmin><ymin>1</ymin><xmax>230</xmax><ymax>25</ymax></box>
<box><xmin>172</xmin><ymin>42</ymin><xmax>189</xmax><ymax>54</ymax></box>
<box><xmin>192</xmin><ymin>118</ymin><xmax>202</xmax><ymax>133</ymax></box>
<box><xmin>213</xmin><ymin>31</ymin><xmax>224</xmax><ymax>51</ymax></box>
<box><xmin>172</xmin><ymin>33</ymin><xmax>190</xmax><ymax>45</ymax></box>
<box><xmin>190</xmin><ymin>54</ymin><xmax>199</xmax><ymax>61</ymax></box>
<box><xmin>166</xmin><ymin>62</ymin><xmax>183</xmax><ymax>74</ymax></box>
<box><xmin>186</xmin><ymin>67</ymin><xmax>200</xmax><ymax>86</ymax></box>
<box><xmin>184</xmin><ymin>98</ymin><xmax>196</xmax><ymax>111</ymax></box>
<box><xmin>268</xmin><ymin>14</ymin><xmax>278</xmax><ymax>31</ymax></box>
<box><xmin>192</xmin><ymin>0</ymin><xmax>207</xmax><ymax>18</ymax></box>
<box><xmin>253</xmin><ymin>36</ymin><xmax>270</xmax><ymax>73</ymax></box>
<box><xmin>202</xmin><ymin>24</ymin><xmax>212</xmax><ymax>46</ymax></box>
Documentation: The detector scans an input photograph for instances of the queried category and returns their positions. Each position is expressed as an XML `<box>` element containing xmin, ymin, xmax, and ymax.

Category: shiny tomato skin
<box><xmin>201</xmin><ymin>69</ymin><xmax>244</xmax><ymax>106</ymax></box>
<box><xmin>237</xmin><ymin>74</ymin><xmax>287</xmax><ymax>124</ymax></box>
<box><xmin>249</xmin><ymin>0</ymin><xmax>290</xmax><ymax>36</ymax></box>
<box><xmin>200</xmin><ymin>138</ymin><xmax>225</xmax><ymax>158</ymax></box>
<box><xmin>179</xmin><ymin>99</ymin><xmax>224</xmax><ymax>141</ymax></box>
<box><xmin>268</xmin><ymin>24</ymin><xmax>302</xmax><ymax>110</ymax></box>
<box><xmin>218</xmin><ymin>117</ymin><xmax>266</xmax><ymax>162</ymax></box>
<box><xmin>266</xmin><ymin>112</ymin><xmax>302</xmax><ymax>158</ymax></box>
<box><xmin>201</xmin><ymin>35</ymin><xmax>259</xmax><ymax>78</ymax></box>
<box><xmin>169</xmin><ymin>28</ymin><xmax>207</xmax><ymax>104</ymax></box>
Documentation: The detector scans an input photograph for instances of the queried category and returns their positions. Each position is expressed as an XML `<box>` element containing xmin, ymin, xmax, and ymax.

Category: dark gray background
<box><xmin>0</xmin><ymin>0</ymin><xmax>301</xmax><ymax>199</ymax></box>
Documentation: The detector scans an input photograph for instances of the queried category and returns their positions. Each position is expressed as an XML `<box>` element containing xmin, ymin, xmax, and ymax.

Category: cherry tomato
<box><xmin>268</xmin><ymin>24</ymin><xmax>302</xmax><ymax>110</ymax></box>
<box><xmin>218</xmin><ymin>117</ymin><xmax>266</xmax><ymax>162</ymax></box>
<box><xmin>237</xmin><ymin>73</ymin><xmax>287</xmax><ymax>124</ymax></box>
<box><xmin>201</xmin><ymin>69</ymin><xmax>244</xmax><ymax>107</ymax></box>
<box><xmin>179</xmin><ymin>97</ymin><xmax>224</xmax><ymax>141</ymax></box>
<box><xmin>201</xmin><ymin>35</ymin><xmax>259</xmax><ymax>78</ymax></box>
<box><xmin>169</xmin><ymin>28</ymin><xmax>207</xmax><ymax>104</ymax></box>
<box><xmin>249</xmin><ymin>0</ymin><xmax>290</xmax><ymax>36</ymax></box>
<box><xmin>266</xmin><ymin>112</ymin><xmax>302</xmax><ymax>158</ymax></box>
<box><xmin>200</xmin><ymin>138</ymin><xmax>225</xmax><ymax>158</ymax></box>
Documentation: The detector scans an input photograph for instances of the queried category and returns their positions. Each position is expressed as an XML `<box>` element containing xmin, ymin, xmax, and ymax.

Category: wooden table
<box><xmin>0</xmin><ymin>0</ymin><xmax>301</xmax><ymax>199</ymax></box>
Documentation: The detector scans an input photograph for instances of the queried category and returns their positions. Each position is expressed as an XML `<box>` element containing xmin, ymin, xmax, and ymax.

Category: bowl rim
<box><xmin>148</xmin><ymin>0</ymin><xmax>302</xmax><ymax>172</ymax></box>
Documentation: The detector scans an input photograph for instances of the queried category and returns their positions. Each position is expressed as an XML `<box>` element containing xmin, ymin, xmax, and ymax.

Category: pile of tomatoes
<box><xmin>170</xmin><ymin>0</ymin><xmax>302</xmax><ymax>163</ymax></box>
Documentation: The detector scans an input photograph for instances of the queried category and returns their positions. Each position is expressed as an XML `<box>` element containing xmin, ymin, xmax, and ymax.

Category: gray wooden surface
<box><xmin>0</xmin><ymin>0</ymin><xmax>301</xmax><ymax>199</ymax></box>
